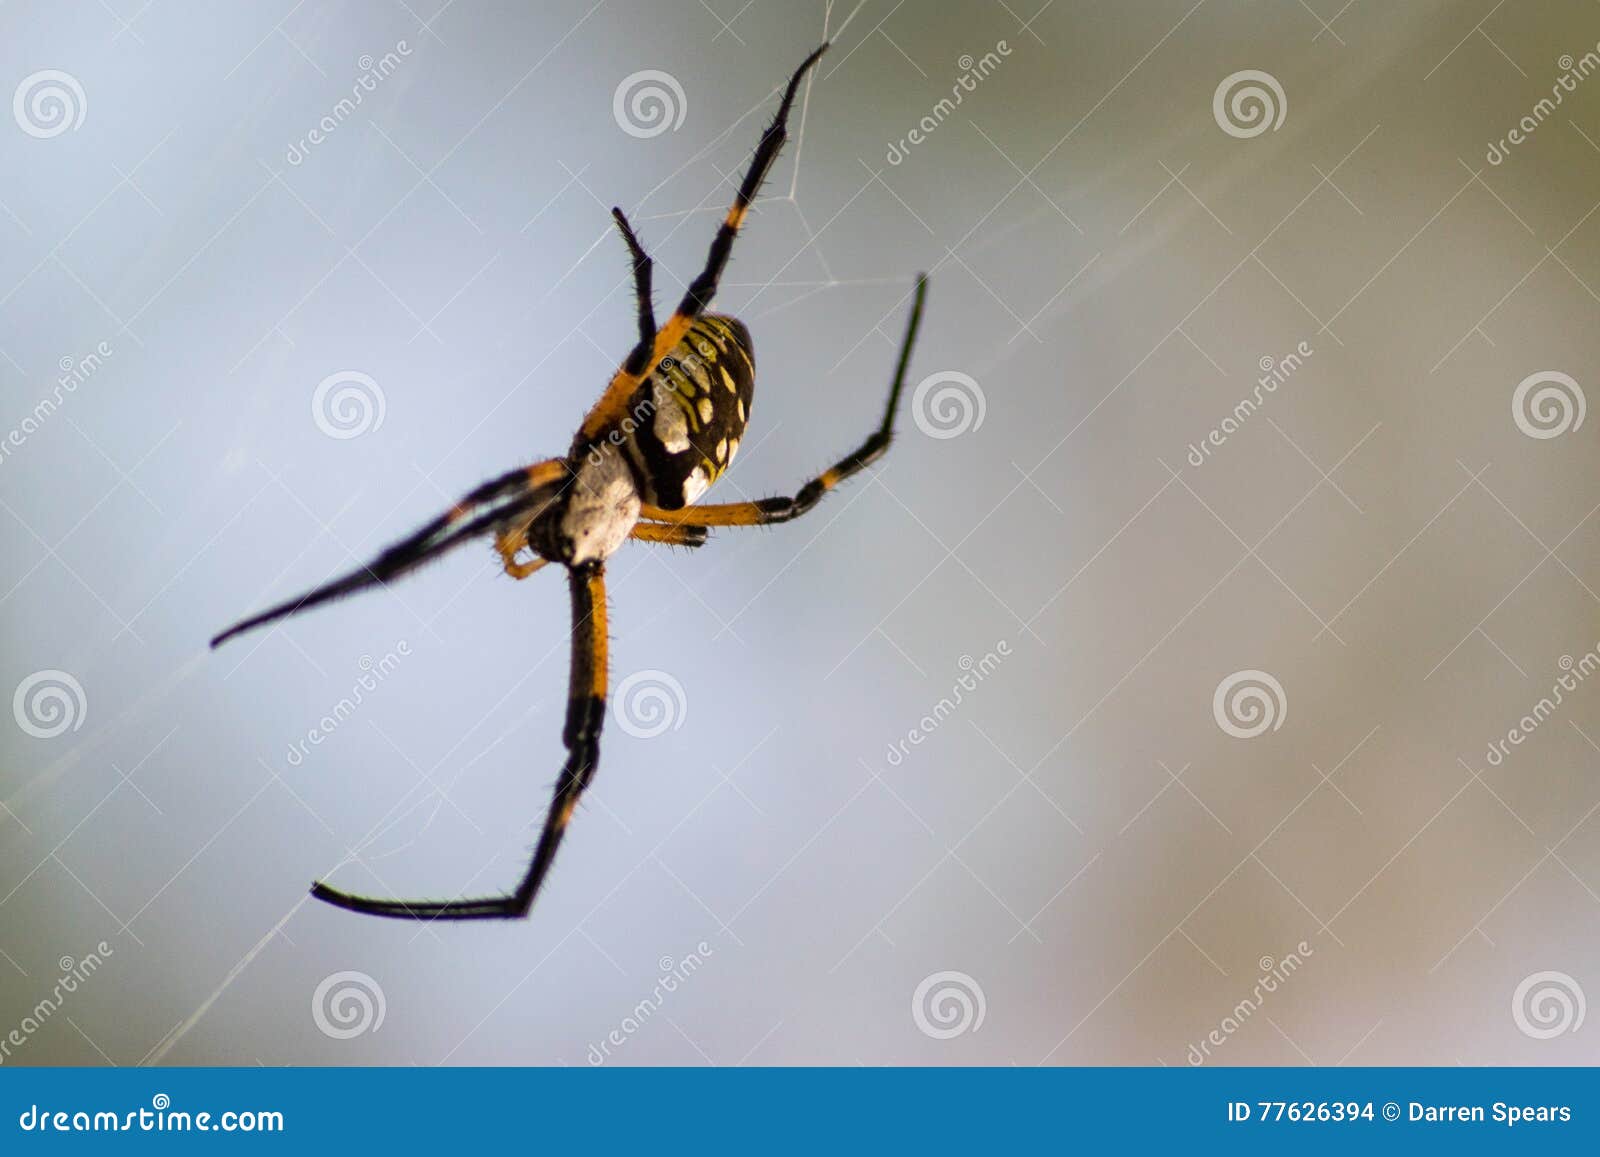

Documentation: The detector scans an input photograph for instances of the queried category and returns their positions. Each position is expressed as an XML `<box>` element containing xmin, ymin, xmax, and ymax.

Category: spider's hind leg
<box><xmin>309</xmin><ymin>563</ymin><xmax>611</xmax><ymax>921</ymax></box>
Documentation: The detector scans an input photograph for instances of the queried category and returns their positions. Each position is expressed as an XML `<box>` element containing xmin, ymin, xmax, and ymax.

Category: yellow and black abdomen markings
<box><xmin>621</xmin><ymin>314</ymin><xmax>755</xmax><ymax>510</ymax></box>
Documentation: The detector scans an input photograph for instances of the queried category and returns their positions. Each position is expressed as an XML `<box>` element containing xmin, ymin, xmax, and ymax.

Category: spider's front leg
<box><xmin>310</xmin><ymin>563</ymin><xmax>610</xmax><ymax>920</ymax></box>
<box><xmin>641</xmin><ymin>275</ymin><xmax>929</xmax><ymax>531</ymax></box>
<box><xmin>612</xmin><ymin>206</ymin><xmax>657</xmax><ymax>375</ymax></box>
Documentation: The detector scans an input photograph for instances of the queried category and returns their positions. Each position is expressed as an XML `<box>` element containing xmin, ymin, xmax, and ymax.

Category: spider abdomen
<box><xmin>621</xmin><ymin>314</ymin><xmax>754</xmax><ymax>510</ymax></box>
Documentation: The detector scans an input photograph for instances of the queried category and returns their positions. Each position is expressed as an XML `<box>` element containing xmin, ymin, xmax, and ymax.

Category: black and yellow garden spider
<box><xmin>212</xmin><ymin>42</ymin><xmax>928</xmax><ymax>920</ymax></box>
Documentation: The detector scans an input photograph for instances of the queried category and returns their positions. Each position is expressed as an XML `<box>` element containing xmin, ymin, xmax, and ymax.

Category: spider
<box><xmin>212</xmin><ymin>42</ymin><xmax>929</xmax><ymax>920</ymax></box>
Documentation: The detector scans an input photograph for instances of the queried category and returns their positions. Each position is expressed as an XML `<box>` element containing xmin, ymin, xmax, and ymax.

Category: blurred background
<box><xmin>2</xmin><ymin>0</ymin><xmax>1599</xmax><ymax>1066</ymax></box>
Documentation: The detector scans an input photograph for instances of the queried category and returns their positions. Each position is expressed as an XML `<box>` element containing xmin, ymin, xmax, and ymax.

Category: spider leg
<box><xmin>210</xmin><ymin>459</ymin><xmax>569</xmax><ymax>647</ymax></box>
<box><xmin>309</xmin><ymin>563</ymin><xmax>609</xmax><ymax>920</ymax></box>
<box><xmin>628</xmin><ymin>521</ymin><xmax>708</xmax><ymax>548</ymax></box>
<box><xmin>641</xmin><ymin>275</ymin><xmax>928</xmax><ymax>529</ymax></box>
<box><xmin>611</xmin><ymin>207</ymin><xmax>657</xmax><ymax>375</ymax></box>
<box><xmin>674</xmin><ymin>41</ymin><xmax>828</xmax><ymax>319</ymax></box>
<box><xmin>577</xmin><ymin>43</ymin><xmax>828</xmax><ymax>444</ymax></box>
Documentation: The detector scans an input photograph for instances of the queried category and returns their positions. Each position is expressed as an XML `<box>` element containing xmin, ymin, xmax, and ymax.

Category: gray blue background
<box><xmin>2</xmin><ymin>0</ymin><xmax>1599</xmax><ymax>1065</ymax></box>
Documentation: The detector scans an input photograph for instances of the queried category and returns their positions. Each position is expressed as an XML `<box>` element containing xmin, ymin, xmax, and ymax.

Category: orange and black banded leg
<box><xmin>210</xmin><ymin>459</ymin><xmax>568</xmax><ymax>647</ymax></box>
<box><xmin>675</xmin><ymin>42</ymin><xmax>828</xmax><ymax>319</ymax></box>
<box><xmin>310</xmin><ymin>563</ymin><xmax>609</xmax><ymax>920</ymax></box>
<box><xmin>611</xmin><ymin>207</ymin><xmax>657</xmax><ymax>375</ymax></box>
<box><xmin>628</xmin><ymin>521</ymin><xmax>708</xmax><ymax>548</ymax></box>
<box><xmin>577</xmin><ymin>43</ymin><xmax>828</xmax><ymax>444</ymax></box>
<box><xmin>642</xmin><ymin>275</ymin><xmax>928</xmax><ymax>530</ymax></box>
